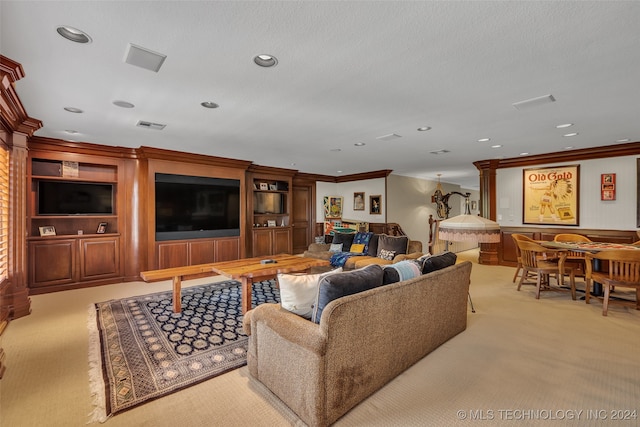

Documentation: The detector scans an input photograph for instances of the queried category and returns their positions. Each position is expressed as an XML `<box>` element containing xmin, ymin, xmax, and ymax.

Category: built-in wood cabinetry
<box><xmin>27</xmin><ymin>151</ymin><xmax>126</xmax><ymax>293</ymax></box>
<box><xmin>247</xmin><ymin>167</ymin><xmax>295</xmax><ymax>257</ymax></box>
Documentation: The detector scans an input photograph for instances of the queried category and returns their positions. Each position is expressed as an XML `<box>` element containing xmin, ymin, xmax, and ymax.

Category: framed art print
<box><xmin>601</xmin><ymin>173</ymin><xmax>615</xmax><ymax>200</ymax></box>
<box><xmin>323</xmin><ymin>196</ymin><xmax>343</xmax><ymax>219</ymax></box>
<box><xmin>353</xmin><ymin>192</ymin><xmax>365</xmax><ymax>210</ymax></box>
<box><xmin>39</xmin><ymin>226</ymin><xmax>56</xmax><ymax>236</ymax></box>
<box><xmin>369</xmin><ymin>195</ymin><xmax>381</xmax><ymax>215</ymax></box>
<box><xmin>523</xmin><ymin>165</ymin><xmax>579</xmax><ymax>225</ymax></box>
<box><xmin>96</xmin><ymin>222</ymin><xmax>107</xmax><ymax>234</ymax></box>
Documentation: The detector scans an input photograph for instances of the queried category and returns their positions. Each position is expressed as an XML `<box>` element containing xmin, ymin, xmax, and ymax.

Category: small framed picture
<box><xmin>471</xmin><ymin>200</ymin><xmax>478</xmax><ymax>211</ymax></box>
<box><xmin>267</xmin><ymin>219</ymin><xmax>277</xmax><ymax>227</ymax></box>
<box><xmin>39</xmin><ymin>226</ymin><xmax>56</xmax><ymax>236</ymax></box>
<box><xmin>259</xmin><ymin>182</ymin><xmax>269</xmax><ymax>190</ymax></box>
<box><xmin>269</xmin><ymin>183</ymin><xmax>277</xmax><ymax>191</ymax></box>
<box><xmin>96</xmin><ymin>222</ymin><xmax>107</xmax><ymax>234</ymax></box>
<box><xmin>369</xmin><ymin>195</ymin><xmax>381</xmax><ymax>214</ymax></box>
<box><xmin>353</xmin><ymin>192</ymin><xmax>365</xmax><ymax>210</ymax></box>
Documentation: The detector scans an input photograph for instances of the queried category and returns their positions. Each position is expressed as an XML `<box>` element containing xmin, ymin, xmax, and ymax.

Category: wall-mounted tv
<box><xmin>155</xmin><ymin>173</ymin><xmax>241</xmax><ymax>241</ymax></box>
<box><xmin>253</xmin><ymin>192</ymin><xmax>285</xmax><ymax>214</ymax></box>
<box><xmin>37</xmin><ymin>181</ymin><xmax>114</xmax><ymax>215</ymax></box>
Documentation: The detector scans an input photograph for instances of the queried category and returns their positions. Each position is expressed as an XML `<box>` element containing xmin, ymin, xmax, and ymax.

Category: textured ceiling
<box><xmin>2</xmin><ymin>1</ymin><xmax>639</xmax><ymax>189</ymax></box>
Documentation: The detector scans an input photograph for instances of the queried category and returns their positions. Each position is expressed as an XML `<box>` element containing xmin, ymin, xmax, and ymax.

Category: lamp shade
<box><xmin>438</xmin><ymin>214</ymin><xmax>501</xmax><ymax>243</ymax></box>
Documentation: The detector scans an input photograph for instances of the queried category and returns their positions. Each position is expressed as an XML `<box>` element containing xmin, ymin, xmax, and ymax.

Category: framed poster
<box><xmin>523</xmin><ymin>165</ymin><xmax>579</xmax><ymax>225</ymax></box>
<box><xmin>323</xmin><ymin>196</ymin><xmax>343</xmax><ymax>219</ymax></box>
<box><xmin>38</xmin><ymin>226</ymin><xmax>56</xmax><ymax>236</ymax></box>
<box><xmin>601</xmin><ymin>173</ymin><xmax>616</xmax><ymax>200</ymax></box>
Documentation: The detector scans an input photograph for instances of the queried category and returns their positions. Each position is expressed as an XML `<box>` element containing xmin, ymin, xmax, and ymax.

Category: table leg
<box><xmin>241</xmin><ymin>277</ymin><xmax>252</xmax><ymax>314</ymax></box>
<box><xmin>172</xmin><ymin>276</ymin><xmax>182</xmax><ymax>313</ymax></box>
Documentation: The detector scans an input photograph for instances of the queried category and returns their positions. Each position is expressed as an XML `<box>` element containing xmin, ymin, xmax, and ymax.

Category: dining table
<box><xmin>540</xmin><ymin>240</ymin><xmax>640</xmax><ymax>296</ymax></box>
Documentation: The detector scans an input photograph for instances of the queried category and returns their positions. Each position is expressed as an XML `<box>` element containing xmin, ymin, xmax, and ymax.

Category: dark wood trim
<box><xmin>29</xmin><ymin>137</ymin><xmax>137</xmax><ymax>159</ymax></box>
<box><xmin>0</xmin><ymin>56</ymin><xmax>42</xmax><ymax>136</ymax></box>
<box><xmin>336</xmin><ymin>169</ymin><xmax>392</xmax><ymax>183</ymax></box>
<box><xmin>137</xmin><ymin>146</ymin><xmax>253</xmax><ymax>169</ymax></box>
<box><xmin>474</xmin><ymin>141</ymin><xmax>640</xmax><ymax>171</ymax></box>
<box><xmin>637</xmin><ymin>158</ymin><xmax>640</xmax><ymax>228</ymax></box>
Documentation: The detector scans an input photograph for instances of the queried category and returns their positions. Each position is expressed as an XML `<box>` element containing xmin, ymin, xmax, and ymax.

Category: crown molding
<box><xmin>0</xmin><ymin>55</ymin><xmax>43</xmax><ymax>137</ymax></box>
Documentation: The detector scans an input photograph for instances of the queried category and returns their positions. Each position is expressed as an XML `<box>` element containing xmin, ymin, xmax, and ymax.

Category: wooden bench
<box><xmin>140</xmin><ymin>264</ymin><xmax>220</xmax><ymax>312</ymax></box>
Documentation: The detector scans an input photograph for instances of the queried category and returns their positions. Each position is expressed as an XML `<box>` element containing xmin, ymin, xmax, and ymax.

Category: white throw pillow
<box><xmin>277</xmin><ymin>268</ymin><xmax>343</xmax><ymax>319</ymax></box>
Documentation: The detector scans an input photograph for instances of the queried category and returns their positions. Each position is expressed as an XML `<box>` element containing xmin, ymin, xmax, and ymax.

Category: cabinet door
<box><xmin>189</xmin><ymin>240</ymin><xmax>215</xmax><ymax>265</ymax></box>
<box><xmin>29</xmin><ymin>239</ymin><xmax>76</xmax><ymax>288</ymax></box>
<box><xmin>157</xmin><ymin>242</ymin><xmax>189</xmax><ymax>269</ymax></box>
<box><xmin>273</xmin><ymin>228</ymin><xmax>292</xmax><ymax>255</ymax></box>
<box><xmin>79</xmin><ymin>237</ymin><xmax>120</xmax><ymax>281</ymax></box>
<box><xmin>292</xmin><ymin>185</ymin><xmax>312</xmax><ymax>254</ymax></box>
<box><xmin>252</xmin><ymin>229</ymin><xmax>274</xmax><ymax>257</ymax></box>
<box><xmin>214</xmin><ymin>237</ymin><xmax>240</xmax><ymax>262</ymax></box>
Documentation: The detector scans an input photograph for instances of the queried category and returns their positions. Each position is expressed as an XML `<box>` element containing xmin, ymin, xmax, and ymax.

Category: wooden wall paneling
<box><xmin>156</xmin><ymin>241</ymin><xmax>189</xmax><ymax>270</ymax></box>
<box><xmin>29</xmin><ymin>239</ymin><xmax>76</xmax><ymax>288</ymax></box>
<box><xmin>189</xmin><ymin>240</ymin><xmax>215</xmax><ymax>265</ymax></box>
<box><xmin>252</xmin><ymin>229</ymin><xmax>274</xmax><ymax>257</ymax></box>
<box><xmin>273</xmin><ymin>228</ymin><xmax>292</xmax><ymax>255</ymax></box>
<box><xmin>79</xmin><ymin>237</ymin><xmax>120</xmax><ymax>280</ymax></box>
<box><xmin>214</xmin><ymin>237</ymin><xmax>240</xmax><ymax>262</ymax></box>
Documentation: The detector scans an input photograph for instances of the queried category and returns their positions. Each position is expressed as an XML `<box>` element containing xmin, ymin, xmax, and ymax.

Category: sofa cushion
<box><xmin>382</xmin><ymin>260</ymin><xmax>422</xmax><ymax>285</ymax></box>
<box><xmin>366</xmin><ymin>233</ymin><xmax>380</xmax><ymax>256</ymax></box>
<box><xmin>312</xmin><ymin>264</ymin><xmax>384</xmax><ymax>323</ymax></box>
<box><xmin>352</xmin><ymin>231</ymin><xmax>374</xmax><ymax>253</ymax></box>
<box><xmin>422</xmin><ymin>251</ymin><xmax>457</xmax><ymax>274</ymax></box>
<box><xmin>278</xmin><ymin>268</ymin><xmax>343</xmax><ymax>319</ymax></box>
<box><xmin>377</xmin><ymin>235</ymin><xmax>409</xmax><ymax>257</ymax></box>
<box><xmin>332</xmin><ymin>232</ymin><xmax>355</xmax><ymax>249</ymax></box>
<box><xmin>329</xmin><ymin>243</ymin><xmax>343</xmax><ymax>252</ymax></box>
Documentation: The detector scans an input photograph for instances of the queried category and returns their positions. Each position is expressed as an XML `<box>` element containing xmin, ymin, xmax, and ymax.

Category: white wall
<box><xmin>316</xmin><ymin>178</ymin><xmax>386</xmax><ymax>223</ymax></box>
<box><xmin>496</xmin><ymin>155</ymin><xmax>638</xmax><ymax>230</ymax></box>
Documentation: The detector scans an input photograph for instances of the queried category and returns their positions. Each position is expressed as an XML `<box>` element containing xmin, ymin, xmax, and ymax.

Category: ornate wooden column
<box><xmin>474</xmin><ymin>159</ymin><xmax>500</xmax><ymax>265</ymax></box>
<box><xmin>1</xmin><ymin>56</ymin><xmax>43</xmax><ymax>319</ymax></box>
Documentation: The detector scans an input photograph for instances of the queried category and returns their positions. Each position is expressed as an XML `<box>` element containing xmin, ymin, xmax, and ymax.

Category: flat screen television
<box><xmin>155</xmin><ymin>173</ymin><xmax>241</xmax><ymax>241</ymax></box>
<box><xmin>37</xmin><ymin>181</ymin><xmax>114</xmax><ymax>215</ymax></box>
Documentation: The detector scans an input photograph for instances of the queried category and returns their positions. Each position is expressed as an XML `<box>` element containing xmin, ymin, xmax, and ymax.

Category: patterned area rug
<box><xmin>88</xmin><ymin>280</ymin><xmax>279</xmax><ymax>422</ymax></box>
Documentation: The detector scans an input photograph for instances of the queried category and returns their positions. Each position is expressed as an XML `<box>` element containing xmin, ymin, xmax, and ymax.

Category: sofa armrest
<box><xmin>307</xmin><ymin>242</ymin><xmax>331</xmax><ymax>252</ymax></box>
<box><xmin>408</xmin><ymin>240</ymin><xmax>423</xmax><ymax>254</ymax></box>
<box><xmin>248</xmin><ymin>303</ymin><xmax>327</xmax><ymax>355</ymax></box>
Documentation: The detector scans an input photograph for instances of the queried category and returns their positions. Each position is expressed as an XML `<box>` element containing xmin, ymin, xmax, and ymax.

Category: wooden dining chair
<box><xmin>584</xmin><ymin>250</ymin><xmax>640</xmax><ymax>316</ymax></box>
<box><xmin>511</xmin><ymin>234</ymin><xmax>537</xmax><ymax>283</ymax></box>
<box><xmin>553</xmin><ymin>233</ymin><xmax>592</xmax><ymax>278</ymax></box>
<box><xmin>516</xmin><ymin>240</ymin><xmax>576</xmax><ymax>300</ymax></box>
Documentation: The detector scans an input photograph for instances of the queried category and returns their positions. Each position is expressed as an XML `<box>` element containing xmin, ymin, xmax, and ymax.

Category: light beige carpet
<box><xmin>2</xmin><ymin>250</ymin><xmax>639</xmax><ymax>426</ymax></box>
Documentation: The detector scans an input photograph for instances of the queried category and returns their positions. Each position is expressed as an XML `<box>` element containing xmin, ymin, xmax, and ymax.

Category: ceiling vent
<box><xmin>429</xmin><ymin>149</ymin><xmax>450</xmax><ymax>155</ymax></box>
<box><xmin>136</xmin><ymin>120</ymin><xmax>166</xmax><ymax>130</ymax></box>
<box><xmin>512</xmin><ymin>94</ymin><xmax>556</xmax><ymax>110</ymax></box>
<box><xmin>125</xmin><ymin>43</ymin><xmax>167</xmax><ymax>72</ymax></box>
<box><xmin>376</xmin><ymin>133</ymin><xmax>402</xmax><ymax>141</ymax></box>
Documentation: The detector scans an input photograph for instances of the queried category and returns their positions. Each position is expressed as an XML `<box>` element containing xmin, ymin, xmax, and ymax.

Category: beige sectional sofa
<box><xmin>303</xmin><ymin>233</ymin><xmax>423</xmax><ymax>270</ymax></box>
<box><xmin>243</xmin><ymin>260</ymin><xmax>472</xmax><ymax>426</ymax></box>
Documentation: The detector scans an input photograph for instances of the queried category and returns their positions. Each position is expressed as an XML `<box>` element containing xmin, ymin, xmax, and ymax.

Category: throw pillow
<box><xmin>367</xmin><ymin>234</ymin><xmax>380</xmax><ymax>256</ymax></box>
<box><xmin>352</xmin><ymin>231</ymin><xmax>374</xmax><ymax>253</ymax></box>
<box><xmin>379</xmin><ymin>248</ymin><xmax>396</xmax><ymax>261</ymax></box>
<box><xmin>349</xmin><ymin>243</ymin><xmax>365</xmax><ymax>253</ymax></box>
<box><xmin>377</xmin><ymin>235</ymin><xmax>409</xmax><ymax>257</ymax></box>
<box><xmin>278</xmin><ymin>268</ymin><xmax>343</xmax><ymax>319</ymax></box>
<box><xmin>422</xmin><ymin>251</ymin><xmax>457</xmax><ymax>274</ymax></box>
<box><xmin>312</xmin><ymin>264</ymin><xmax>384</xmax><ymax>323</ymax></box>
<box><xmin>329</xmin><ymin>243</ymin><xmax>343</xmax><ymax>252</ymax></box>
<box><xmin>332</xmin><ymin>232</ymin><xmax>355</xmax><ymax>249</ymax></box>
<box><xmin>382</xmin><ymin>260</ymin><xmax>423</xmax><ymax>285</ymax></box>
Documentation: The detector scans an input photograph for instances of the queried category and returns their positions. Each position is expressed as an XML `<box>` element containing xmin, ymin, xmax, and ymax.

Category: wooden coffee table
<box><xmin>140</xmin><ymin>254</ymin><xmax>330</xmax><ymax>313</ymax></box>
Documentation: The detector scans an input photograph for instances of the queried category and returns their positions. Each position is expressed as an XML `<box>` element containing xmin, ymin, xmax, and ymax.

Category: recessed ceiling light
<box><xmin>65</xmin><ymin>129</ymin><xmax>78</xmax><ymax>134</ymax></box>
<box><xmin>519</xmin><ymin>152</ymin><xmax>529</xmax><ymax>156</ymax></box>
<box><xmin>491</xmin><ymin>144</ymin><xmax>502</xmax><ymax>148</ymax></box>
<box><xmin>616</xmin><ymin>138</ymin><xmax>630</xmax><ymax>143</ymax></box>
<box><xmin>254</xmin><ymin>54</ymin><xmax>278</xmax><ymax>67</ymax></box>
<box><xmin>417</xmin><ymin>126</ymin><xmax>431</xmax><ymax>131</ymax></box>
<box><xmin>64</xmin><ymin>107</ymin><xmax>83</xmax><ymax>113</ymax></box>
<box><xmin>354</xmin><ymin>142</ymin><xmax>366</xmax><ymax>147</ymax></box>
<box><xmin>556</xmin><ymin>123</ymin><xmax>573</xmax><ymax>129</ymax></box>
<box><xmin>429</xmin><ymin>149</ymin><xmax>450</xmax><ymax>155</ymax></box>
<box><xmin>337</xmin><ymin>170</ymin><xmax>343</xmax><ymax>174</ymax></box>
<box><xmin>330</xmin><ymin>148</ymin><xmax>342</xmax><ymax>152</ymax></box>
<box><xmin>564</xmin><ymin>146</ymin><xmax>574</xmax><ymax>150</ymax></box>
<box><xmin>478</xmin><ymin>138</ymin><xmax>491</xmax><ymax>142</ymax></box>
<box><xmin>56</xmin><ymin>26</ymin><xmax>92</xmax><ymax>43</ymax></box>
<box><xmin>113</xmin><ymin>100</ymin><xmax>135</xmax><ymax>108</ymax></box>
<box><xmin>563</xmin><ymin>132</ymin><xmax>579</xmax><ymax>137</ymax></box>
<box><xmin>200</xmin><ymin>101</ymin><xmax>219</xmax><ymax>109</ymax></box>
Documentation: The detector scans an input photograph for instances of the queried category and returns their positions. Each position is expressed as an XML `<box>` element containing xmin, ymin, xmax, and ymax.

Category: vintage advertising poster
<box><xmin>323</xmin><ymin>196</ymin><xmax>343</xmax><ymax>219</ymax></box>
<box><xmin>523</xmin><ymin>165</ymin><xmax>579</xmax><ymax>225</ymax></box>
